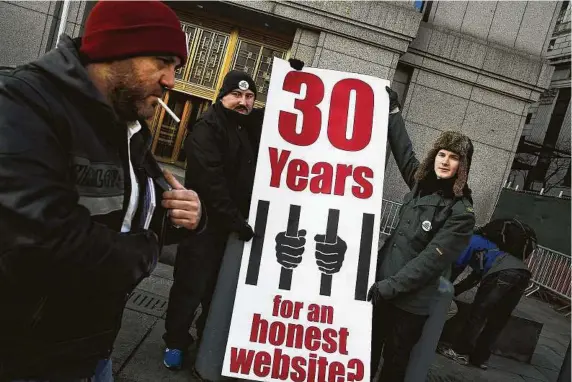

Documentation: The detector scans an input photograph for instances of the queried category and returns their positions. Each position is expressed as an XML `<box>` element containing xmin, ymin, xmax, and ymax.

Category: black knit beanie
<box><xmin>217</xmin><ymin>70</ymin><xmax>257</xmax><ymax>100</ymax></box>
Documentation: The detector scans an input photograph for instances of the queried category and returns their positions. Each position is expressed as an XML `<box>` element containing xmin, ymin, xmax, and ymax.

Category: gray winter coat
<box><xmin>375</xmin><ymin>111</ymin><xmax>476</xmax><ymax>315</ymax></box>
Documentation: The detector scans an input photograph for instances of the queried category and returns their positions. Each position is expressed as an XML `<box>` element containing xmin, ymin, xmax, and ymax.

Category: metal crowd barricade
<box><xmin>380</xmin><ymin>199</ymin><xmax>402</xmax><ymax>235</ymax></box>
<box><xmin>381</xmin><ymin>199</ymin><xmax>572</xmax><ymax>309</ymax></box>
<box><xmin>378</xmin><ymin>199</ymin><xmax>402</xmax><ymax>250</ymax></box>
<box><xmin>525</xmin><ymin>245</ymin><xmax>572</xmax><ymax>311</ymax></box>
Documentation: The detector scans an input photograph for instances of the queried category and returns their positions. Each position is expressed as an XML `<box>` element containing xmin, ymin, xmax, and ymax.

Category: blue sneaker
<box><xmin>163</xmin><ymin>348</ymin><xmax>183</xmax><ymax>370</ymax></box>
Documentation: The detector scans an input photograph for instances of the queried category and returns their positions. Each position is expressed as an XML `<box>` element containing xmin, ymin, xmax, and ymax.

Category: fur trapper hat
<box><xmin>414</xmin><ymin>131</ymin><xmax>474</xmax><ymax>197</ymax></box>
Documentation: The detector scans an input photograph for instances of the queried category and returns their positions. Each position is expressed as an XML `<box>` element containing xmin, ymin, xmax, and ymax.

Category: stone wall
<box><xmin>384</xmin><ymin>18</ymin><xmax>557</xmax><ymax>224</ymax></box>
<box><xmin>425</xmin><ymin>1</ymin><xmax>560</xmax><ymax>56</ymax></box>
<box><xmin>0</xmin><ymin>1</ymin><xmax>88</xmax><ymax>67</ymax></box>
<box><xmin>229</xmin><ymin>0</ymin><xmax>422</xmax><ymax>79</ymax></box>
<box><xmin>291</xmin><ymin>29</ymin><xmax>400</xmax><ymax>80</ymax></box>
<box><xmin>547</xmin><ymin>1</ymin><xmax>571</xmax><ymax>59</ymax></box>
<box><xmin>548</xmin><ymin>33</ymin><xmax>572</xmax><ymax>58</ymax></box>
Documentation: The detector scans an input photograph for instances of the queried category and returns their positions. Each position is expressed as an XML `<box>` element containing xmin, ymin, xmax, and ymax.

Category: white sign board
<box><xmin>222</xmin><ymin>58</ymin><xmax>389</xmax><ymax>382</ymax></box>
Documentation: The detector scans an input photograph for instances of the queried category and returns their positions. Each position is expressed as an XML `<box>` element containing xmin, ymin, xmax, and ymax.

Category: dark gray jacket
<box><xmin>375</xmin><ymin>112</ymin><xmax>475</xmax><ymax>315</ymax></box>
<box><xmin>0</xmin><ymin>36</ymin><xmax>205</xmax><ymax>379</ymax></box>
<box><xmin>485</xmin><ymin>252</ymin><xmax>530</xmax><ymax>278</ymax></box>
<box><xmin>184</xmin><ymin>103</ymin><xmax>263</xmax><ymax>232</ymax></box>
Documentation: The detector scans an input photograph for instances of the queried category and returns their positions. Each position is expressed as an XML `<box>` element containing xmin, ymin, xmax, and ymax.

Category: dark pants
<box><xmin>371</xmin><ymin>301</ymin><xmax>428</xmax><ymax>382</ymax></box>
<box><xmin>163</xmin><ymin>228</ymin><xmax>229</xmax><ymax>350</ymax></box>
<box><xmin>450</xmin><ymin>266</ymin><xmax>465</xmax><ymax>284</ymax></box>
<box><xmin>453</xmin><ymin>269</ymin><xmax>531</xmax><ymax>364</ymax></box>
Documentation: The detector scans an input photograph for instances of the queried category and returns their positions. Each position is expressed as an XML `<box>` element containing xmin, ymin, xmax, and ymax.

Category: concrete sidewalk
<box><xmin>111</xmin><ymin>260</ymin><xmax>201</xmax><ymax>382</ymax></box>
<box><xmin>110</xmin><ymin>260</ymin><xmax>569</xmax><ymax>382</ymax></box>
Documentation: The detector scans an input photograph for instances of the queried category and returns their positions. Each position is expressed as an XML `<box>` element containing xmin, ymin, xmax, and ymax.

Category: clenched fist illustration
<box><xmin>275</xmin><ymin>229</ymin><xmax>307</xmax><ymax>269</ymax></box>
<box><xmin>314</xmin><ymin>234</ymin><xmax>347</xmax><ymax>275</ymax></box>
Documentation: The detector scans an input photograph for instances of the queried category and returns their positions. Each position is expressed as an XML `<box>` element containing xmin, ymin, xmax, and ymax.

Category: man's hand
<box><xmin>367</xmin><ymin>282</ymin><xmax>383</xmax><ymax>305</ymax></box>
<box><xmin>161</xmin><ymin>169</ymin><xmax>202</xmax><ymax>230</ymax></box>
<box><xmin>288</xmin><ymin>58</ymin><xmax>305</xmax><ymax>70</ymax></box>
<box><xmin>385</xmin><ymin>86</ymin><xmax>401</xmax><ymax>112</ymax></box>
<box><xmin>237</xmin><ymin>222</ymin><xmax>255</xmax><ymax>242</ymax></box>
<box><xmin>314</xmin><ymin>234</ymin><xmax>346</xmax><ymax>275</ymax></box>
<box><xmin>275</xmin><ymin>229</ymin><xmax>307</xmax><ymax>269</ymax></box>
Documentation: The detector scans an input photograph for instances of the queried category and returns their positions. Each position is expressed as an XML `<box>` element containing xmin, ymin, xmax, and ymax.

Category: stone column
<box><xmin>229</xmin><ymin>0</ymin><xmax>423</xmax><ymax>81</ymax></box>
<box><xmin>383</xmin><ymin>21</ymin><xmax>555</xmax><ymax>224</ymax></box>
<box><xmin>289</xmin><ymin>28</ymin><xmax>320</xmax><ymax>65</ymax></box>
<box><xmin>310</xmin><ymin>31</ymin><xmax>399</xmax><ymax>80</ymax></box>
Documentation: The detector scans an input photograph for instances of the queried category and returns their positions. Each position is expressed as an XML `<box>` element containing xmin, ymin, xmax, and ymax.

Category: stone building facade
<box><xmin>0</xmin><ymin>1</ymin><xmax>88</xmax><ymax>64</ymax></box>
<box><xmin>509</xmin><ymin>1</ymin><xmax>571</xmax><ymax>198</ymax></box>
<box><xmin>0</xmin><ymin>1</ymin><xmax>563</xmax><ymax>224</ymax></box>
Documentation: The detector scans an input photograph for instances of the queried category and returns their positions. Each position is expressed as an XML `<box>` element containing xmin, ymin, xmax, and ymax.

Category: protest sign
<box><xmin>222</xmin><ymin>58</ymin><xmax>390</xmax><ymax>382</ymax></box>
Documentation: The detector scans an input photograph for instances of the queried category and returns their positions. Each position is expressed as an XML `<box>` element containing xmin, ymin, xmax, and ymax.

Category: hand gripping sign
<box><xmin>275</xmin><ymin>207</ymin><xmax>347</xmax><ymax>295</ymax></box>
<box><xmin>223</xmin><ymin>58</ymin><xmax>389</xmax><ymax>382</ymax></box>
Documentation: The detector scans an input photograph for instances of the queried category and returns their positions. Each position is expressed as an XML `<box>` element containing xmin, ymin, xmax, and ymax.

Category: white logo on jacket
<box><xmin>422</xmin><ymin>220</ymin><xmax>432</xmax><ymax>232</ymax></box>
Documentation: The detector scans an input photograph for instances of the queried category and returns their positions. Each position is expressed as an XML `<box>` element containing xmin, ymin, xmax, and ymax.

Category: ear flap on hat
<box><xmin>453</xmin><ymin>157</ymin><xmax>469</xmax><ymax>197</ymax></box>
<box><xmin>414</xmin><ymin>148</ymin><xmax>438</xmax><ymax>184</ymax></box>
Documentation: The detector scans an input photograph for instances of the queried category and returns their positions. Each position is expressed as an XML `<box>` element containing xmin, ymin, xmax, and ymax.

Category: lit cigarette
<box><xmin>157</xmin><ymin>98</ymin><xmax>180</xmax><ymax>123</ymax></box>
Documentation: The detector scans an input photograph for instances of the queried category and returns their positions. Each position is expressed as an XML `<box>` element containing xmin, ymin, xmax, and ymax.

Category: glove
<box><xmin>237</xmin><ymin>222</ymin><xmax>255</xmax><ymax>242</ymax></box>
<box><xmin>275</xmin><ymin>229</ymin><xmax>307</xmax><ymax>269</ymax></box>
<box><xmin>314</xmin><ymin>234</ymin><xmax>346</xmax><ymax>275</ymax></box>
<box><xmin>289</xmin><ymin>58</ymin><xmax>305</xmax><ymax>71</ymax></box>
<box><xmin>366</xmin><ymin>282</ymin><xmax>383</xmax><ymax>306</ymax></box>
<box><xmin>385</xmin><ymin>86</ymin><xmax>401</xmax><ymax>112</ymax></box>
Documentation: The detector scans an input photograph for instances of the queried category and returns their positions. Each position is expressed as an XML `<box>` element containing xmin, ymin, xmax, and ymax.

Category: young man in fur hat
<box><xmin>367</xmin><ymin>88</ymin><xmax>476</xmax><ymax>381</ymax></box>
<box><xmin>0</xmin><ymin>1</ymin><xmax>205</xmax><ymax>380</ymax></box>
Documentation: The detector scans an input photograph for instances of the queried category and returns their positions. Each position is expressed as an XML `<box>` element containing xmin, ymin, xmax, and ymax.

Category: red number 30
<box><xmin>278</xmin><ymin>71</ymin><xmax>375</xmax><ymax>152</ymax></box>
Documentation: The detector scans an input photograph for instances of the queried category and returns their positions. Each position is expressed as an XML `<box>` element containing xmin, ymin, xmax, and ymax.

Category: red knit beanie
<box><xmin>81</xmin><ymin>0</ymin><xmax>188</xmax><ymax>65</ymax></box>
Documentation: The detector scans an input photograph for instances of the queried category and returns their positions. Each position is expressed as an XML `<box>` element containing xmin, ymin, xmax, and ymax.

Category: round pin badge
<box><xmin>422</xmin><ymin>220</ymin><xmax>432</xmax><ymax>232</ymax></box>
<box><xmin>238</xmin><ymin>80</ymin><xmax>249</xmax><ymax>91</ymax></box>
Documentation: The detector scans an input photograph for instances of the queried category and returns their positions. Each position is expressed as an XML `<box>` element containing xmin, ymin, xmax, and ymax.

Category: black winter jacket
<box><xmin>184</xmin><ymin>102</ymin><xmax>263</xmax><ymax>232</ymax></box>
<box><xmin>375</xmin><ymin>111</ymin><xmax>475</xmax><ymax>315</ymax></box>
<box><xmin>0</xmin><ymin>36</ymin><xmax>204</xmax><ymax>379</ymax></box>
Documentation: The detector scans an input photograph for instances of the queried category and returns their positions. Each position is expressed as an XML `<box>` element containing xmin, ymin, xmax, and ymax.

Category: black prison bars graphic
<box><xmin>278</xmin><ymin>204</ymin><xmax>301</xmax><ymax>290</ymax></box>
<box><xmin>245</xmin><ymin>200</ymin><xmax>269</xmax><ymax>286</ymax></box>
<box><xmin>245</xmin><ymin>200</ymin><xmax>376</xmax><ymax>301</ymax></box>
<box><xmin>319</xmin><ymin>208</ymin><xmax>339</xmax><ymax>296</ymax></box>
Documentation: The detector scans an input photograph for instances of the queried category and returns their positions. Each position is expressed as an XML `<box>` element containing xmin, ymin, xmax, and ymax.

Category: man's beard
<box><xmin>107</xmin><ymin>63</ymin><xmax>150</xmax><ymax>122</ymax></box>
<box><xmin>109</xmin><ymin>83</ymin><xmax>148</xmax><ymax>122</ymax></box>
<box><xmin>234</xmin><ymin>105</ymin><xmax>251</xmax><ymax>114</ymax></box>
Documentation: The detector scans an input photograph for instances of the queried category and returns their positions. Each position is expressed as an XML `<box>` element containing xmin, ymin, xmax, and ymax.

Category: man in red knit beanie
<box><xmin>81</xmin><ymin>0</ymin><xmax>188</xmax><ymax>121</ymax></box>
<box><xmin>0</xmin><ymin>1</ymin><xmax>204</xmax><ymax>381</ymax></box>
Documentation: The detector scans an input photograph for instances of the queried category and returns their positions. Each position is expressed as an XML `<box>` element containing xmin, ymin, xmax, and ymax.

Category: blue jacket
<box><xmin>455</xmin><ymin>234</ymin><xmax>529</xmax><ymax>277</ymax></box>
<box><xmin>455</xmin><ymin>235</ymin><xmax>503</xmax><ymax>275</ymax></box>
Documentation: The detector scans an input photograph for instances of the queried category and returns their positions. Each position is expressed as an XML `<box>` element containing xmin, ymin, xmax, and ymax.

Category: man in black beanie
<box><xmin>162</xmin><ymin>69</ymin><xmax>263</xmax><ymax>369</ymax></box>
<box><xmin>217</xmin><ymin>70</ymin><xmax>257</xmax><ymax>102</ymax></box>
<box><xmin>162</xmin><ymin>60</ymin><xmax>304</xmax><ymax>370</ymax></box>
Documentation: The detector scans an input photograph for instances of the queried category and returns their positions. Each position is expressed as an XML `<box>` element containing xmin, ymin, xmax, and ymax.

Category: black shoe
<box><xmin>470</xmin><ymin>361</ymin><xmax>488</xmax><ymax>370</ymax></box>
